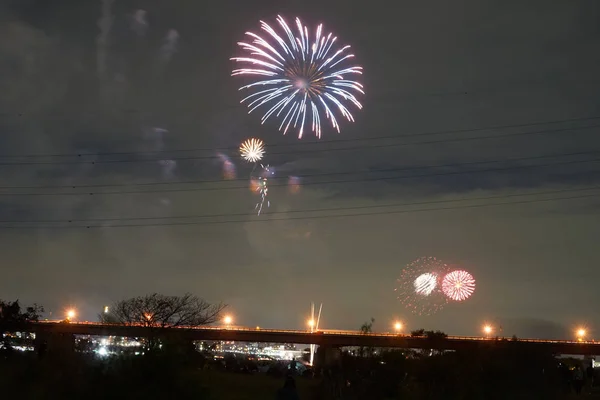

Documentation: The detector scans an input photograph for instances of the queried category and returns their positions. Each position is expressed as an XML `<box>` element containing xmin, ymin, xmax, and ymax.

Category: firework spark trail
<box><xmin>231</xmin><ymin>15</ymin><xmax>364</xmax><ymax>139</ymax></box>
<box><xmin>96</xmin><ymin>0</ymin><xmax>115</xmax><ymax>79</ymax></box>
<box><xmin>442</xmin><ymin>270</ymin><xmax>476</xmax><ymax>301</ymax></box>
<box><xmin>251</xmin><ymin>164</ymin><xmax>273</xmax><ymax>215</ymax></box>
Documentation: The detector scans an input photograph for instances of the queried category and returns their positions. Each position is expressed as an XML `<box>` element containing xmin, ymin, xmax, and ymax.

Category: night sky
<box><xmin>1</xmin><ymin>0</ymin><xmax>599</xmax><ymax>339</ymax></box>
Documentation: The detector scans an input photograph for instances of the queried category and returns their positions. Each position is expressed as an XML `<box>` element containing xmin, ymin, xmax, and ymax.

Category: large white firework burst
<box><xmin>231</xmin><ymin>15</ymin><xmax>364</xmax><ymax>139</ymax></box>
<box><xmin>414</xmin><ymin>273</ymin><xmax>438</xmax><ymax>296</ymax></box>
<box><xmin>240</xmin><ymin>138</ymin><xmax>265</xmax><ymax>162</ymax></box>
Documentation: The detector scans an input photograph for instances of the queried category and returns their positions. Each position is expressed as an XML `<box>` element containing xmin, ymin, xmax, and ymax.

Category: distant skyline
<box><xmin>0</xmin><ymin>0</ymin><xmax>599</xmax><ymax>339</ymax></box>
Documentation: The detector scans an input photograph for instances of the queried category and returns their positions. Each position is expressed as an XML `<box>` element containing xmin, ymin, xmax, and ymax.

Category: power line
<box><xmin>3</xmin><ymin>186</ymin><xmax>598</xmax><ymax>224</ymax></box>
<box><xmin>0</xmin><ymin>149</ymin><xmax>598</xmax><ymax>190</ymax></box>
<box><xmin>0</xmin><ymin>188</ymin><xmax>597</xmax><ymax>229</ymax></box>
<box><xmin>1</xmin><ymin>157</ymin><xmax>598</xmax><ymax>196</ymax></box>
<box><xmin>0</xmin><ymin>123</ymin><xmax>598</xmax><ymax>166</ymax></box>
<box><xmin>1</xmin><ymin>115</ymin><xmax>599</xmax><ymax>159</ymax></box>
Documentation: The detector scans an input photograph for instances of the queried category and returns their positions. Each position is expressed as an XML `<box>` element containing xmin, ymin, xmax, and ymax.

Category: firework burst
<box><xmin>231</xmin><ymin>15</ymin><xmax>364</xmax><ymax>139</ymax></box>
<box><xmin>395</xmin><ymin>257</ymin><xmax>450</xmax><ymax>315</ymax></box>
<box><xmin>414</xmin><ymin>273</ymin><xmax>437</xmax><ymax>296</ymax></box>
<box><xmin>240</xmin><ymin>138</ymin><xmax>265</xmax><ymax>162</ymax></box>
<box><xmin>442</xmin><ymin>270</ymin><xmax>476</xmax><ymax>301</ymax></box>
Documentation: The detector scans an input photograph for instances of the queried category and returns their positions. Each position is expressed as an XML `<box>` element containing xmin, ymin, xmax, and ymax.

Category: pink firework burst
<box><xmin>442</xmin><ymin>270</ymin><xmax>476</xmax><ymax>301</ymax></box>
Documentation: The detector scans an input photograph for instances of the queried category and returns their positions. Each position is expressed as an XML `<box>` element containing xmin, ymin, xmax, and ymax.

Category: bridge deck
<box><xmin>30</xmin><ymin>321</ymin><xmax>600</xmax><ymax>355</ymax></box>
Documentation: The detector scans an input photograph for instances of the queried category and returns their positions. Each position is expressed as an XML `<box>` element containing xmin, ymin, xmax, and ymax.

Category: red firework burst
<box><xmin>442</xmin><ymin>270</ymin><xmax>476</xmax><ymax>301</ymax></box>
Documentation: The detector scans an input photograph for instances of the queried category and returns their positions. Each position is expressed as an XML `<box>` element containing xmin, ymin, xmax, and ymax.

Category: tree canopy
<box><xmin>0</xmin><ymin>299</ymin><xmax>43</xmax><ymax>331</ymax></box>
<box><xmin>100</xmin><ymin>293</ymin><xmax>225</xmax><ymax>328</ymax></box>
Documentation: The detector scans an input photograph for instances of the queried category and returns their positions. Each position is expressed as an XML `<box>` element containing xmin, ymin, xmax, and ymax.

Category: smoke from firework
<box><xmin>131</xmin><ymin>9</ymin><xmax>149</xmax><ymax>37</ymax></box>
<box><xmin>96</xmin><ymin>0</ymin><xmax>115</xmax><ymax>79</ymax></box>
<box><xmin>159</xmin><ymin>29</ymin><xmax>179</xmax><ymax>63</ymax></box>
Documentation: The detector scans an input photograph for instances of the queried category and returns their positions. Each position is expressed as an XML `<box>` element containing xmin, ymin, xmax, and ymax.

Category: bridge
<box><xmin>31</xmin><ymin>321</ymin><xmax>600</xmax><ymax>356</ymax></box>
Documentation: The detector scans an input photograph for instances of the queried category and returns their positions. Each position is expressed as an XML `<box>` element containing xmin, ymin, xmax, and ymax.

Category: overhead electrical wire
<box><xmin>0</xmin><ymin>114</ymin><xmax>597</xmax><ymax>229</ymax></box>
<box><xmin>0</xmin><ymin>149</ymin><xmax>597</xmax><ymax>190</ymax></box>
<box><xmin>1</xmin><ymin>115</ymin><xmax>599</xmax><ymax>159</ymax></box>
<box><xmin>0</xmin><ymin>122</ymin><xmax>597</xmax><ymax>165</ymax></box>
<box><xmin>0</xmin><ymin>186</ymin><xmax>598</xmax><ymax>229</ymax></box>
<box><xmin>2</xmin><ymin>185</ymin><xmax>597</xmax><ymax>224</ymax></box>
<box><xmin>0</xmin><ymin>156</ymin><xmax>598</xmax><ymax>196</ymax></box>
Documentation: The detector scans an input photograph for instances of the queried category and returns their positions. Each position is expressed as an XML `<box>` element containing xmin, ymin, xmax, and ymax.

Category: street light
<box><xmin>576</xmin><ymin>328</ymin><xmax>587</xmax><ymax>341</ymax></box>
<box><xmin>394</xmin><ymin>321</ymin><xmax>403</xmax><ymax>333</ymax></box>
<box><xmin>308</xmin><ymin>319</ymin><xmax>315</xmax><ymax>329</ymax></box>
<box><xmin>483</xmin><ymin>324</ymin><xmax>493</xmax><ymax>337</ymax></box>
<box><xmin>223</xmin><ymin>315</ymin><xmax>232</xmax><ymax>326</ymax></box>
<box><xmin>66</xmin><ymin>309</ymin><xmax>76</xmax><ymax>321</ymax></box>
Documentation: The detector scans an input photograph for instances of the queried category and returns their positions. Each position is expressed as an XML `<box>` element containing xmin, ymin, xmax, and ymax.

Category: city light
<box><xmin>308</xmin><ymin>319</ymin><xmax>315</xmax><ymax>328</ymax></box>
<box><xmin>394</xmin><ymin>321</ymin><xmax>403</xmax><ymax>332</ymax></box>
<box><xmin>483</xmin><ymin>324</ymin><xmax>493</xmax><ymax>336</ymax></box>
<box><xmin>66</xmin><ymin>309</ymin><xmax>76</xmax><ymax>321</ymax></box>
<box><xmin>223</xmin><ymin>315</ymin><xmax>233</xmax><ymax>325</ymax></box>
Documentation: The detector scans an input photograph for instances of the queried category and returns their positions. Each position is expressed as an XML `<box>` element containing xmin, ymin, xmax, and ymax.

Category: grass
<box><xmin>198</xmin><ymin>370</ymin><xmax>319</xmax><ymax>400</ymax></box>
<box><xmin>197</xmin><ymin>370</ymin><xmax>600</xmax><ymax>400</ymax></box>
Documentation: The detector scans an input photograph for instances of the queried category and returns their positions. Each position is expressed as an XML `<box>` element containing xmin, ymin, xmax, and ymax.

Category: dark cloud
<box><xmin>0</xmin><ymin>0</ymin><xmax>599</xmax><ymax>336</ymax></box>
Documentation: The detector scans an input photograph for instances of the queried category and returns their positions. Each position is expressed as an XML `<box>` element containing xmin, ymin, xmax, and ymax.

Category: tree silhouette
<box><xmin>359</xmin><ymin>318</ymin><xmax>375</xmax><ymax>358</ymax></box>
<box><xmin>425</xmin><ymin>330</ymin><xmax>448</xmax><ymax>340</ymax></box>
<box><xmin>0</xmin><ymin>299</ymin><xmax>43</xmax><ymax>330</ymax></box>
<box><xmin>0</xmin><ymin>299</ymin><xmax>43</xmax><ymax>352</ymax></box>
<box><xmin>99</xmin><ymin>293</ymin><xmax>225</xmax><ymax>328</ymax></box>
<box><xmin>360</xmin><ymin>317</ymin><xmax>375</xmax><ymax>334</ymax></box>
<box><xmin>411</xmin><ymin>328</ymin><xmax>425</xmax><ymax>337</ymax></box>
<box><xmin>424</xmin><ymin>330</ymin><xmax>448</xmax><ymax>355</ymax></box>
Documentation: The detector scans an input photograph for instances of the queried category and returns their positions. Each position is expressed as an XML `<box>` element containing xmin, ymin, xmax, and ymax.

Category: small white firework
<box><xmin>240</xmin><ymin>138</ymin><xmax>265</xmax><ymax>162</ymax></box>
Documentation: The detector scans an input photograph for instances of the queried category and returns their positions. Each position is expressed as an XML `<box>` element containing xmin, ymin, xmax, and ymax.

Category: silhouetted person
<box><xmin>276</xmin><ymin>376</ymin><xmax>300</xmax><ymax>400</ymax></box>
<box><xmin>573</xmin><ymin>366</ymin><xmax>585</xmax><ymax>394</ymax></box>
<box><xmin>587</xmin><ymin>364</ymin><xmax>594</xmax><ymax>388</ymax></box>
<box><xmin>289</xmin><ymin>358</ymin><xmax>297</xmax><ymax>375</ymax></box>
<box><xmin>558</xmin><ymin>362</ymin><xmax>571</xmax><ymax>393</ymax></box>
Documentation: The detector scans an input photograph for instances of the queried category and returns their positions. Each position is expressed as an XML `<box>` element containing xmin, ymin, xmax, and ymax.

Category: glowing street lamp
<box><xmin>394</xmin><ymin>321</ymin><xmax>403</xmax><ymax>333</ymax></box>
<box><xmin>223</xmin><ymin>315</ymin><xmax>233</xmax><ymax>326</ymax></box>
<box><xmin>66</xmin><ymin>309</ymin><xmax>76</xmax><ymax>321</ymax></box>
<box><xmin>483</xmin><ymin>324</ymin><xmax>493</xmax><ymax>337</ymax></box>
<box><xmin>308</xmin><ymin>319</ymin><xmax>315</xmax><ymax>329</ymax></box>
<box><xmin>576</xmin><ymin>328</ymin><xmax>587</xmax><ymax>342</ymax></box>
